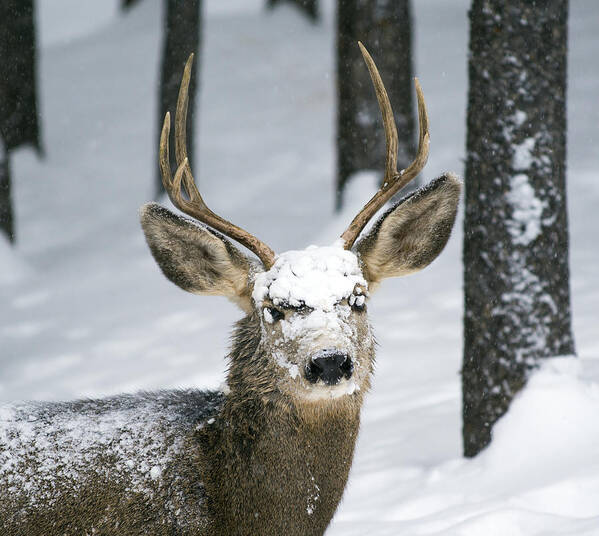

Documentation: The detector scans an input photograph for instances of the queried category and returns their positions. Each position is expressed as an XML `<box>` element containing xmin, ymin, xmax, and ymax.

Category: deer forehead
<box><xmin>251</xmin><ymin>244</ymin><xmax>368</xmax><ymax>312</ymax></box>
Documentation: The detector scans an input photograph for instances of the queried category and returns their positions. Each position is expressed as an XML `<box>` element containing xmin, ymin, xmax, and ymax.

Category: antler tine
<box><xmin>159</xmin><ymin>111</ymin><xmax>173</xmax><ymax>192</ymax></box>
<box><xmin>340</xmin><ymin>42</ymin><xmax>430</xmax><ymax>250</ymax></box>
<box><xmin>358</xmin><ymin>42</ymin><xmax>398</xmax><ymax>187</ymax></box>
<box><xmin>174</xmin><ymin>54</ymin><xmax>199</xmax><ymax>201</ymax></box>
<box><xmin>159</xmin><ymin>54</ymin><xmax>276</xmax><ymax>270</ymax></box>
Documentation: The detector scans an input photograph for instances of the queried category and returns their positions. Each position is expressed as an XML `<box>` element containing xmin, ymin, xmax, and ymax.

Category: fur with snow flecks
<box><xmin>0</xmin><ymin>390</ymin><xmax>223</xmax><ymax>535</ymax></box>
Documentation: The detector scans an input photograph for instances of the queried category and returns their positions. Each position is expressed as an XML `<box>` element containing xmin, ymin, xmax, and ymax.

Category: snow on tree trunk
<box><xmin>336</xmin><ymin>0</ymin><xmax>415</xmax><ymax>210</ymax></box>
<box><xmin>156</xmin><ymin>0</ymin><xmax>201</xmax><ymax>197</ymax></box>
<box><xmin>267</xmin><ymin>0</ymin><xmax>319</xmax><ymax>22</ymax></box>
<box><xmin>462</xmin><ymin>0</ymin><xmax>575</xmax><ymax>457</ymax></box>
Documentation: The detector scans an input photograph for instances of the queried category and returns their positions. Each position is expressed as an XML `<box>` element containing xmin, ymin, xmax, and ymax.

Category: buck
<box><xmin>0</xmin><ymin>44</ymin><xmax>460</xmax><ymax>535</ymax></box>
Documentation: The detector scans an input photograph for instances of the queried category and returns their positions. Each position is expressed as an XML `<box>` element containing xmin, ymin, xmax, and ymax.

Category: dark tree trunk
<box><xmin>157</xmin><ymin>0</ymin><xmax>201</xmax><ymax>198</ymax></box>
<box><xmin>0</xmin><ymin>0</ymin><xmax>40</xmax><ymax>243</ymax></box>
<box><xmin>336</xmin><ymin>0</ymin><xmax>415</xmax><ymax>210</ymax></box>
<box><xmin>463</xmin><ymin>0</ymin><xmax>574</xmax><ymax>457</ymax></box>
<box><xmin>0</xmin><ymin>146</ymin><xmax>14</xmax><ymax>243</ymax></box>
<box><xmin>0</xmin><ymin>0</ymin><xmax>40</xmax><ymax>153</ymax></box>
<box><xmin>267</xmin><ymin>0</ymin><xmax>319</xmax><ymax>22</ymax></box>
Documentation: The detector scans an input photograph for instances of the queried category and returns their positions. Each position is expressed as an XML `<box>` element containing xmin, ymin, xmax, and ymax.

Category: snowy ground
<box><xmin>1</xmin><ymin>0</ymin><xmax>598</xmax><ymax>534</ymax></box>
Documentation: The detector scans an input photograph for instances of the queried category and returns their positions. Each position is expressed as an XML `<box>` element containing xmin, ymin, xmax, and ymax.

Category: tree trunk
<box><xmin>157</xmin><ymin>0</ymin><xmax>201</xmax><ymax>198</ymax></box>
<box><xmin>0</xmin><ymin>145</ymin><xmax>14</xmax><ymax>243</ymax></box>
<box><xmin>336</xmin><ymin>0</ymin><xmax>415</xmax><ymax>210</ymax></box>
<box><xmin>0</xmin><ymin>0</ymin><xmax>40</xmax><ymax>243</ymax></box>
<box><xmin>0</xmin><ymin>0</ymin><xmax>40</xmax><ymax>154</ymax></box>
<box><xmin>463</xmin><ymin>0</ymin><xmax>574</xmax><ymax>457</ymax></box>
<box><xmin>267</xmin><ymin>0</ymin><xmax>319</xmax><ymax>22</ymax></box>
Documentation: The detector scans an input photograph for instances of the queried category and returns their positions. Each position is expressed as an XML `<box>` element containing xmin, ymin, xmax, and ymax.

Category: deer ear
<box><xmin>140</xmin><ymin>203</ymin><xmax>252</xmax><ymax>310</ymax></box>
<box><xmin>355</xmin><ymin>173</ymin><xmax>461</xmax><ymax>284</ymax></box>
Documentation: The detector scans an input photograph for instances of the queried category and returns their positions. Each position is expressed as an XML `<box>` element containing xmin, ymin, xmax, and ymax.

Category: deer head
<box><xmin>140</xmin><ymin>44</ymin><xmax>461</xmax><ymax>406</ymax></box>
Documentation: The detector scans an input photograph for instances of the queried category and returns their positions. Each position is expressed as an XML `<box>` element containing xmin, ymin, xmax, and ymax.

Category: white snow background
<box><xmin>1</xmin><ymin>0</ymin><xmax>598</xmax><ymax>534</ymax></box>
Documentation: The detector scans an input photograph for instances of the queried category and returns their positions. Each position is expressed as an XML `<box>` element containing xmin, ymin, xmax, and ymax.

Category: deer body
<box><xmin>1</xmin><ymin>315</ymin><xmax>362</xmax><ymax>535</ymax></box>
<box><xmin>0</xmin><ymin>391</ymin><xmax>221</xmax><ymax>535</ymax></box>
<box><xmin>0</xmin><ymin>45</ymin><xmax>461</xmax><ymax>535</ymax></box>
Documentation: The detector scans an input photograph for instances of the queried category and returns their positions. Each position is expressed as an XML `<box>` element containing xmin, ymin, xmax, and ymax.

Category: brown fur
<box><xmin>198</xmin><ymin>314</ymin><xmax>363</xmax><ymax>535</ymax></box>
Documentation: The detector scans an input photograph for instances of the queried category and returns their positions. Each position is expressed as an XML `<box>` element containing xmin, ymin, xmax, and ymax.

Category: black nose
<box><xmin>305</xmin><ymin>351</ymin><xmax>353</xmax><ymax>385</ymax></box>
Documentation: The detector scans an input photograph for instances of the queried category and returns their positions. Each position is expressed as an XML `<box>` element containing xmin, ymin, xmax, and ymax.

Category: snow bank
<box><xmin>454</xmin><ymin>357</ymin><xmax>599</xmax><ymax>533</ymax></box>
<box><xmin>352</xmin><ymin>357</ymin><xmax>599</xmax><ymax>535</ymax></box>
<box><xmin>481</xmin><ymin>356</ymin><xmax>599</xmax><ymax>481</ymax></box>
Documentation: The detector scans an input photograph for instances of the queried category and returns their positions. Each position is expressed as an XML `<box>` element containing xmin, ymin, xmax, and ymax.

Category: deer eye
<box><xmin>349</xmin><ymin>294</ymin><xmax>366</xmax><ymax>312</ymax></box>
<box><xmin>264</xmin><ymin>307</ymin><xmax>285</xmax><ymax>323</ymax></box>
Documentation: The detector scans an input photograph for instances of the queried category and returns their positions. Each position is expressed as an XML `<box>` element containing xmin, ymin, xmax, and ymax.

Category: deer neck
<box><xmin>199</xmin><ymin>313</ymin><xmax>363</xmax><ymax>536</ymax></box>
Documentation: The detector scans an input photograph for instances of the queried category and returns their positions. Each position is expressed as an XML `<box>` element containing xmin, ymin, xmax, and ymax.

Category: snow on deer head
<box><xmin>251</xmin><ymin>245</ymin><xmax>373</xmax><ymax>401</ymax></box>
<box><xmin>140</xmin><ymin>45</ymin><xmax>461</xmax><ymax>406</ymax></box>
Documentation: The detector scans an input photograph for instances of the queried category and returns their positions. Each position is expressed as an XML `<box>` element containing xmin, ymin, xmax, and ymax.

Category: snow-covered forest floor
<box><xmin>1</xmin><ymin>0</ymin><xmax>598</xmax><ymax>533</ymax></box>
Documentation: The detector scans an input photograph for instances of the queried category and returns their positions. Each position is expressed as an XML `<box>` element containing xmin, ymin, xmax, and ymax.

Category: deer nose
<box><xmin>306</xmin><ymin>350</ymin><xmax>353</xmax><ymax>386</ymax></box>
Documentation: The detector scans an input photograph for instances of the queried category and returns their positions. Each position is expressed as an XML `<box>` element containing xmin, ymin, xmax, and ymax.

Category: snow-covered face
<box><xmin>252</xmin><ymin>245</ymin><xmax>375</xmax><ymax>401</ymax></box>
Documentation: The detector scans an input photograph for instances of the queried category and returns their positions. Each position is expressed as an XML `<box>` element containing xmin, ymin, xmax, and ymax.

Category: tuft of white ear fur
<box><xmin>139</xmin><ymin>203</ymin><xmax>253</xmax><ymax>310</ymax></box>
<box><xmin>355</xmin><ymin>173</ymin><xmax>461</xmax><ymax>284</ymax></box>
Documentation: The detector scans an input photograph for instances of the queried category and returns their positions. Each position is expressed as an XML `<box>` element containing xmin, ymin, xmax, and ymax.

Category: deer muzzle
<box><xmin>305</xmin><ymin>349</ymin><xmax>353</xmax><ymax>386</ymax></box>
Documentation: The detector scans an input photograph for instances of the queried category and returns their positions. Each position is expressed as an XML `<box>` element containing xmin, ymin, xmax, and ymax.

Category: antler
<box><xmin>340</xmin><ymin>42</ymin><xmax>430</xmax><ymax>250</ymax></box>
<box><xmin>159</xmin><ymin>54</ymin><xmax>276</xmax><ymax>269</ymax></box>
